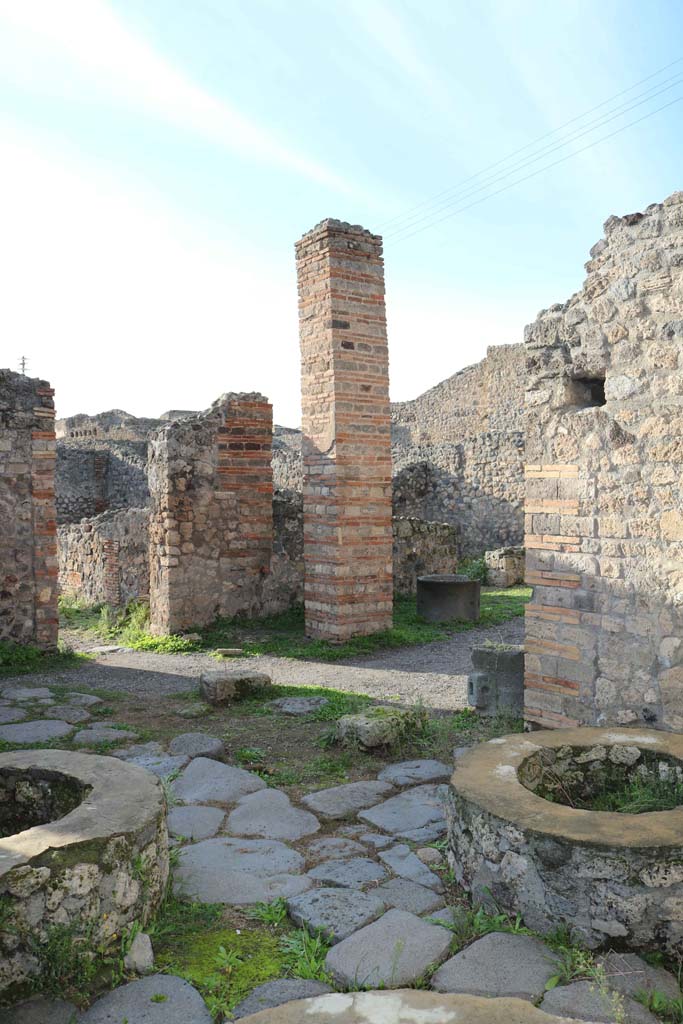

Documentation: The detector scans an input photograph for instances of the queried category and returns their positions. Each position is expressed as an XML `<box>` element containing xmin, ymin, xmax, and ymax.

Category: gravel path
<box><xmin>2</xmin><ymin>619</ymin><xmax>524</xmax><ymax>712</ymax></box>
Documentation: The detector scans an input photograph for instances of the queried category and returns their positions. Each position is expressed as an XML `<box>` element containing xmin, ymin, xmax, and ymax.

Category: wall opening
<box><xmin>570</xmin><ymin>376</ymin><xmax>606</xmax><ymax>408</ymax></box>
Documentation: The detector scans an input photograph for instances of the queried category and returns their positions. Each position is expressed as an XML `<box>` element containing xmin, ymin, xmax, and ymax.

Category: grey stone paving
<box><xmin>0</xmin><ymin>719</ymin><xmax>73</xmax><ymax>743</ymax></box>
<box><xmin>72</xmin><ymin>726</ymin><xmax>136</xmax><ymax>745</ymax></box>
<box><xmin>232</xmin><ymin>979</ymin><xmax>333</xmax><ymax>1019</ymax></box>
<box><xmin>377</xmin><ymin>758</ymin><xmax>451</xmax><ymax>787</ymax></box>
<box><xmin>80</xmin><ymin>974</ymin><xmax>212</xmax><ymax>1023</ymax></box>
<box><xmin>305</xmin><ymin>837</ymin><xmax>366</xmax><ymax>861</ymax></box>
<box><xmin>225</xmin><ymin>788</ymin><xmax>320</xmax><ymax>840</ymax></box>
<box><xmin>168</xmin><ymin>732</ymin><xmax>224</xmax><ymax>759</ymax></box>
<box><xmin>0</xmin><ymin>686</ymin><xmax>54</xmax><ymax>700</ymax></box>
<box><xmin>174</xmin><ymin>837</ymin><xmax>312</xmax><ymax>904</ymax></box>
<box><xmin>47</xmin><ymin>705</ymin><xmax>91</xmax><ymax>724</ymax></box>
<box><xmin>358</xmin><ymin>783</ymin><xmax>447</xmax><ymax>840</ymax></box>
<box><xmin>357</xmin><ymin>831</ymin><xmax>393</xmax><ymax>848</ymax></box>
<box><xmin>270</xmin><ymin>696</ymin><xmax>329</xmax><ymax>715</ymax></box>
<box><xmin>172</xmin><ymin>757</ymin><xmax>266</xmax><ymax>805</ymax></box>
<box><xmin>378</xmin><ymin>843</ymin><xmax>444</xmax><ymax>891</ymax></box>
<box><xmin>540</xmin><ymin>980</ymin><xmax>658</xmax><ymax>1023</ymax></box>
<box><xmin>124</xmin><ymin>753</ymin><xmax>189</xmax><ymax>777</ymax></box>
<box><xmin>287</xmin><ymin>888</ymin><xmax>386</xmax><ymax>943</ymax></box>
<box><xmin>66</xmin><ymin>692</ymin><xmax>103</xmax><ymax>707</ymax></box>
<box><xmin>375</xmin><ymin>877</ymin><xmax>445</xmax><ymax>915</ymax></box>
<box><xmin>0</xmin><ymin>706</ymin><xmax>27</xmax><ymax>724</ymax></box>
<box><xmin>2</xmin><ymin>997</ymin><xmax>79</xmax><ymax>1024</ymax></box>
<box><xmin>431</xmin><ymin>933</ymin><xmax>557</xmax><ymax>1000</ymax></box>
<box><xmin>307</xmin><ymin>856</ymin><xmax>387</xmax><ymax>889</ymax></box>
<box><xmin>167</xmin><ymin>804</ymin><xmax>226</xmax><ymax>840</ymax></box>
<box><xmin>325</xmin><ymin>909</ymin><xmax>452</xmax><ymax>988</ymax></box>
<box><xmin>597</xmin><ymin>951</ymin><xmax>681</xmax><ymax>1001</ymax></box>
<box><xmin>301</xmin><ymin>780</ymin><xmax>395</xmax><ymax>819</ymax></box>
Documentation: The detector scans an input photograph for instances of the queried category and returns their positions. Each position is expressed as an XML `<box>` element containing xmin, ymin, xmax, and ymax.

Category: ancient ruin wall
<box><xmin>56</xmin><ymin>441</ymin><xmax>149</xmax><ymax>524</ymax></box>
<box><xmin>148</xmin><ymin>394</ymin><xmax>273</xmax><ymax>634</ymax></box>
<box><xmin>524</xmin><ymin>190</ymin><xmax>683</xmax><ymax>730</ymax></box>
<box><xmin>58</xmin><ymin>508</ymin><xmax>149</xmax><ymax>607</ymax></box>
<box><xmin>296</xmin><ymin>219</ymin><xmax>393</xmax><ymax>640</ymax></box>
<box><xmin>0</xmin><ymin>371</ymin><xmax>58</xmax><ymax>649</ymax></box>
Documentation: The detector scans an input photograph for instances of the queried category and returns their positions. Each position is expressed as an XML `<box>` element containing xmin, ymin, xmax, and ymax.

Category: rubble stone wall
<box><xmin>58</xmin><ymin>508</ymin><xmax>150</xmax><ymax>607</ymax></box>
<box><xmin>148</xmin><ymin>395</ymin><xmax>274</xmax><ymax>634</ymax></box>
<box><xmin>524</xmin><ymin>190</ymin><xmax>683</xmax><ymax>731</ymax></box>
<box><xmin>296</xmin><ymin>219</ymin><xmax>393</xmax><ymax>639</ymax></box>
<box><xmin>0</xmin><ymin>371</ymin><xmax>58</xmax><ymax>650</ymax></box>
<box><xmin>56</xmin><ymin>441</ymin><xmax>148</xmax><ymax>524</ymax></box>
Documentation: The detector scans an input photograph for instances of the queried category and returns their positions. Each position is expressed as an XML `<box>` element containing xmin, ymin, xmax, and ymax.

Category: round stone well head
<box><xmin>0</xmin><ymin>750</ymin><xmax>169</xmax><ymax>996</ymax></box>
<box><xmin>446</xmin><ymin>727</ymin><xmax>683</xmax><ymax>953</ymax></box>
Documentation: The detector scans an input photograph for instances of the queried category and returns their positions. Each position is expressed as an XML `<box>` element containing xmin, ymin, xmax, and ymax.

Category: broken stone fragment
<box><xmin>199</xmin><ymin>669</ymin><xmax>271</xmax><ymax>704</ymax></box>
<box><xmin>123</xmin><ymin>931</ymin><xmax>154</xmax><ymax>974</ymax></box>
<box><xmin>336</xmin><ymin>707</ymin><xmax>422</xmax><ymax>749</ymax></box>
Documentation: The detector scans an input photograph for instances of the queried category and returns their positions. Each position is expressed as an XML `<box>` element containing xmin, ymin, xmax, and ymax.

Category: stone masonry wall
<box><xmin>148</xmin><ymin>394</ymin><xmax>273</xmax><ymax>634</ymax></box>
<box><xmin>296</xmin><ymin>219</ymin><xmax>393</xmax><ymax>640</ymax></box>
<box><xmin>58</xmin><ymin>508</ymin><xmax>149</xmax><ymax>607</ymax></box>
<box><xmin>0</xmin><ymin>371</ymin><xmax>58</xmax><ymax>649</ymax></box>
<box><xmin>524</xmin><ymin>190</ymin><xmax>683</xmax><ymax>731</ymax></box>
<box><xmin>56</xmin><ymin>441</ymin><xmax>149</xmax><ymax>524</ymax></box>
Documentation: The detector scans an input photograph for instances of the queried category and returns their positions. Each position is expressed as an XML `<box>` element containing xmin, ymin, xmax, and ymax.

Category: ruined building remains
<box><xmin>525</xmin><ymin>190</ymin><xmax>683</xmax><ymax>731</ymax></box>
<box><xmin>0</xmin><ymin>371</ymin><xmax>58</xmax><ymax>649</ymax></box>
<box><xmin>148</xmin><ymin>395</ymin><xmax>274</xmax><ymax>634</ymax></box>
<box><xmin>296</xmin><ymin>220</ymin><xmax>393</xmax><ymax>640</ymax></box>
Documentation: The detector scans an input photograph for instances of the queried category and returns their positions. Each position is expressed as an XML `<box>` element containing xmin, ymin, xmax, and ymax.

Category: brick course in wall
<box><xmin>58</xmin><ymin>507</ymin><xmax>149</xmax><ymax>608</ymax></box>
<box><xmin>0</xmin><ymin>370</ymin><xmax>58</xmax><ymax>650</ymax></box>
<box><xmin>296</xmin><ymin>219</ymin><xmax>393</xmax><ymax>640</ymax></box>
<box><xmin>148</xmin><ymin>394</ymin><xmax>273</xmax><ymax>634</ymax></box>
<box><xmin>524</xmin><ymin>190</ymin><xmax>683</xmax><ymax>731</ymax></box>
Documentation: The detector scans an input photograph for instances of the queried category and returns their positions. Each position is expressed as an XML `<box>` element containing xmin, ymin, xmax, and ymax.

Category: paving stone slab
<box><xmin>306</xmin><ymin>837</ymin><xmax>366</xmax><ymax>861</ymax></box>
<box><xmin>80</xmin><ymin>974</ymin><xmax>212</xmax><ymax>1023</ymax></box>
<box><xmin>287</xmin><ymin>887</ymin><xmax>386</xmax><ymax>943</ymax></box>
<box><xmin>431</xmin><ymin>932</ymin><xmax>557</xmax><ymax>1000</ymax></box>
<box><xmin>226</xmin><ymin>788</ymin><xmax>321</xmax><ymax>840</ymax></box>
<box><xmin>200</xmin><ymin>669</ymin><xmax>271</xmax><ymax>704</ymax></box>
<box><xmin>129</xmin><ymin>754</ymin><xmax>189</xmax><ymax>777</ymax></box>
<box><xmin>541</xmin><ymin>980</ymin><xmax>658</xmax><ymax>1023</ymax></box>
<box><xmin>88</xmin><ymin>645</ymin><xmax>127</xmax><ymax>655</ymax></box>
<box><xmin>232</xmin><ymin>979</ymin><xmax>333</xmax><ymax>1018</ymax></box>
<box><xmin>597</xmin><ymin>951</ymin><xmax>681</xmax><ymax>1001</ymax></box>
<box><xmin>270</xmin><ymin>696</ymin><xmax>330</xmax><ymax>716</ymax></box>
<box><xmin>0</xmin><ymin>686</ymin><xmax>53</xmax><ymax>701</ymax></box>
<box><xmin>168</xmin><ymin>804</ymin><xmax>226</xmax><ymax>840</ymax></box>
<box><xmin>174</xmin><ymin>837</ymin><xmax>311</xmax><ymax>905</ymax></box>
<box><xmin>46</xmin><ymin>705</ymin><xmax>91</xmax><ymax>724</ymax></box>
<box><xmin>325</xmin><ymin>908</ymin><xmax>452</xmax><ymax>988</ymax></box>
<box><xmin>72</xmin><ymin>726</ymin><xmax>136</xmax><ymax>745</ymax></box>
<box><xmin>358</xmin><ymin>784</ymin><xmax>447</xmax><ymax>839</ymax></box>
<box><xmin>0</xmin><ymin>706</ymin><xmax>27</xmax><ymax>725</ymax></box>
<box><xmin>308</xmin><ymin>856</ymin><xmax>387</xmax><ymax>889</ymax></box>
<box><xmin>357</xmin><ymin>831</ymin><xmax>393</xmax><ymax>849</ymax></box>
<box><xmin>173</xmin><ymin>757</ymin><xmax>266</xmax><ymax>805</ymax></box>
<box><xmin>425</xmin><ymin>905</ymin><xmax>469</xmax><ymax>930</ymax></box>
<box><xmin>3</xmin><ymin>997</ymin><xmax>79</xmax><ymax>1024</ymax></box>
<box><xmin>375</xmin><ymin>877</ymin><xmax>445</xmax><ymax>915</ymax></box>
<box><xmin>378</xmin><ymin>759</ymin><xmax>452</xmax><ymax>787</ymax></box>
<box><xmin>168</xmin><ymin>732</ymin><xmax>224</xmax><ymax>760</ymax></box>
<box><xmin>113</xmin><ymin>741</ymin><xmax>165</xmax><ymax>760</ymax></box>
<box><xmin>63</xmin><ymin>692</ymin><xmax>103</xmax><ymax>707</ymax></box>
<box><xmin>301</xmin><ymin>781</ymin><xmax>395</xmax><ymax>819</ymax></box>
<box><xmin>0</xmin><ymin>719</ymin><xmax>73</xmax><ymax>744</ymax></box>
<box><xmin>224</xmin><ymin>989</ymin><xmax>601</xmax><ymax>1023</ymax></box>
<box><xmin>378</xmin><ymin>843</ymin><xmax>444</xmax><ymax>892</ymax></box>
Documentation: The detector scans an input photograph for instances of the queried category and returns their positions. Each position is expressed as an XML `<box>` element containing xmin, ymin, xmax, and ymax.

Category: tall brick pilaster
<box><xmin>0</xmin><ymin>371</ymin><xmax>58</xmax><ymax>650</ymax></box>
<box><xmin>148</xmin><ymin>394</ymin><xmax>273</xmax><ymax>635</ymax></box>
<box><xmin>296</xmin><ymin>219</ymin><xmax>393</xmax><ymax>640</ymax></box>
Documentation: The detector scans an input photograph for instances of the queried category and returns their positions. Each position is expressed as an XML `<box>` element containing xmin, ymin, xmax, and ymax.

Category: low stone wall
<box><xmin>485</xmin><ymin>547</ymin><xmax>525</xmax><ymax>587</ymax></box>
<box><xmin>58</xmin><ymin>508</ymin><xmax>149</xmax><ymax>607</ymax></box>
<box><xmin>56</xmin><ymin>441</ymin><xmax>149</xmax><ymax>525</ymax></box>
<box><xmin>393</xmin><ymin>517</ymin><xmax>458</xmax><ymax>595</ymax></box>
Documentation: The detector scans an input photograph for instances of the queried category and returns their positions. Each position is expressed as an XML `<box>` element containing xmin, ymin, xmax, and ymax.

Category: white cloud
<box><xmin>0</xmin><ymin>0</ymin><xmax>355</xmax><ymax>193</ymax></box>
<box><xmin>0</xmin><ymin>128</ymin><xmax>303</xmax><ymax>425</ymax></box>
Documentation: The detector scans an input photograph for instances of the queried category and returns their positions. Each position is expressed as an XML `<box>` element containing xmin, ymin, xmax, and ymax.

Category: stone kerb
<box><xmin>148</xmin><ymin>394</ymin><xmax>273</xmax><ymax>635</ymax></box>
<box><xmin>296</xmin><ymin>220</ymin><xmax>393</xmax><ymax>640</ymax></box>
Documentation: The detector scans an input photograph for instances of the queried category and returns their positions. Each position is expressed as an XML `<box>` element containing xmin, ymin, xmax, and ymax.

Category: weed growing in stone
<box><xmin>245</xmin><ymin>899</ymin><xmax>288</xmax><ymax>929</ymax></box>
<box><xmin>279</xmin><ymin>928</ymin><xmax>331</xmax><ymax>982</ymax></box>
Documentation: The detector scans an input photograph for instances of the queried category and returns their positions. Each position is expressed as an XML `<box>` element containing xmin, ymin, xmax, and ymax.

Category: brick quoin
<box><xmin>296</xmin><ymin>219</ymin><xmax>393</xmax><ymax>640</ymax></box>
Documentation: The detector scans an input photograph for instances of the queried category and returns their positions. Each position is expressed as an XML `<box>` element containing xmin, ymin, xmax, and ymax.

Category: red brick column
<box><xmin>296</xmin><ymin>219</ymin><xmax>393</xmax><ymax>640</ymax></box>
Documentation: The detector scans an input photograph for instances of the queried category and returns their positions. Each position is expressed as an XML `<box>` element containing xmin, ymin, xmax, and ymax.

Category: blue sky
<box><xmin>1</xmin><ymin>0</ymin><xmax>681</xmax><ymax>425</ymax></box>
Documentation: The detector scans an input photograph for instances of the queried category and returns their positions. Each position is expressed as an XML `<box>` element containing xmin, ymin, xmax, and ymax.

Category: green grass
<box><xmin>585</xmin><ymin>774</ymin><xmax>683</xmax><ymax>814</ymax></box>
<box><xmin>0</xmin><ymin>640</ymin><xmax>88</xmax><ymax>679</ymax></box>
<box><xmin>59</xmin><ymin>588</ymin><xmax>530</xmax><ymax>663</ymax></box>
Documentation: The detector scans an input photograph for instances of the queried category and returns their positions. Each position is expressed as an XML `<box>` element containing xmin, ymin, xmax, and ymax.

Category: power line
<box><xmin>388</xmin><ymin>92</ymin><xmax>683</xmax><ymax>246</ymax></box>
<box><xmin>379</xmin><ymin>54</ymin><xmax>683</xmax><ymax>235</ymax></box>
<box><xmin>385</xmin><ymin>68</ymin><xmax>683</xmax><ymax>240</ymax></box>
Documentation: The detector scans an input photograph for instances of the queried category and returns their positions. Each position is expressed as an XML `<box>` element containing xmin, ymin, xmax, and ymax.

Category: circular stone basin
<box><xmin>416</xmin><ymin>574</ymin><xmax>481</xmax><ymax>623</ymax></box>
<box><xmin>446</xmin><ymin>727</ymin><xmax>683</xmax><ymax>954</ymax></box>
<box><xmin>0</xmin><ymin>750</ymin><xmax>169</xmax><ymax>996</ymax></box>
